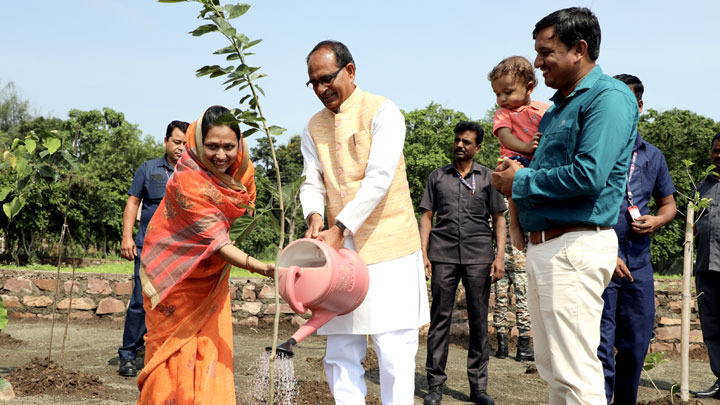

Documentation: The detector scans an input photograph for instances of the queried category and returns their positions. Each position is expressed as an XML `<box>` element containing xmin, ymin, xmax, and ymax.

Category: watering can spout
<box><xmin>290</xmin><ymin>308</ymin><xmax>336</xmax><ymax>344</ymax></box>
<box><xmin>265</xmin><ymin>337</ymin><xmax>296</xmax><ymax>358</ymax></box>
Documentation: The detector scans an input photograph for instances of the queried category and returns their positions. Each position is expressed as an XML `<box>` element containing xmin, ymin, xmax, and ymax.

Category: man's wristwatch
<box><xmin>334</xmin><ymin>221</ymin><xmax>347</xmax><ymax>233</ymax></box>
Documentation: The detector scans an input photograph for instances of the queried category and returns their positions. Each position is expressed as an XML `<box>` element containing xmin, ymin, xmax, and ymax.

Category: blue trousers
<box><xmin>118</xmin><ymin>247</ymin><xmax>147</xmax><ymax>360</ymax></box>
<box><xmin>598</xmin><ymin>262</ymin><xmax>655</xmax><ymax>405</ymax></box>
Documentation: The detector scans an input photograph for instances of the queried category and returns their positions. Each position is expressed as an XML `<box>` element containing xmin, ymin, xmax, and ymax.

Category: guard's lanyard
<box><xmin>626</xmin><ymin>151</ymin><xmax>638</xmax><ymax>206</ymax></box>
<box><xmin>456</xmin><ymin>169</ymin><xmax>475</xmax><ymax>196</ymax></box>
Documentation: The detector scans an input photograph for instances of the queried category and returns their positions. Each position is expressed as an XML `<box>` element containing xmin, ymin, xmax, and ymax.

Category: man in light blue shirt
<box><xmin>493</xmin><ymin>7</ymin><xmax>637</xmax><ymax>404</ymax></box>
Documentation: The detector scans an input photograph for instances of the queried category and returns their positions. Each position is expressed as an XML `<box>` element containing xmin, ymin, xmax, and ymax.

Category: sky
<box><xmin>1</xmin><ymin>1</ymin><xmax>718</xmax><ymax>148</ymax></box>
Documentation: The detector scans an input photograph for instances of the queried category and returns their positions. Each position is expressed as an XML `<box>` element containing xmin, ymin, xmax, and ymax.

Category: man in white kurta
<box><xmin>300</xmin><ymin>40</ymin><xmax>430</xmax><ymax>405</ymax></box>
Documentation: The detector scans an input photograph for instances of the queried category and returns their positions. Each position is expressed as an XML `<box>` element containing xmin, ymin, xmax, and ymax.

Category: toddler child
<box><xmin>488</xmin><ymin>56</ymin><xmax>550</xmax><ymax>249</ymax></box>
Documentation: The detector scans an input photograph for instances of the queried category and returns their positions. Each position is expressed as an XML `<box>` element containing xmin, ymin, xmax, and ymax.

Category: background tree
<box><xmin>0</xmin><ymin>81</ymin><xmax>32</xmax><ymax>135</ymax></box>
<box><xmin>403</xmin><ymin>102</ymin><xmax>500</xmax><ymax>211</ymax></box>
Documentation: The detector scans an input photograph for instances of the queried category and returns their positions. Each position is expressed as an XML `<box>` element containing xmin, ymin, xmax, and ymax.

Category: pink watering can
<box><xmin>266</xmin><ymin>238</ymin><xmax>369</xmax><ymax>357</ymax></box>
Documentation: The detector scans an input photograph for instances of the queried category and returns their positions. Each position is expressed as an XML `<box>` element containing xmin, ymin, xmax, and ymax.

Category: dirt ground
<box><xmin>1</xmin><ymin>318</ymin><xmax>719</xmax><ymax>404</ymax></box>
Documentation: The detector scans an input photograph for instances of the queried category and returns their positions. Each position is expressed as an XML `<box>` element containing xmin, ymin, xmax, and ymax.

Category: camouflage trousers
<box><xmin>494</xmin><ymin>205</ymin><xmax>531</xmax><ymax>336</ymax></box>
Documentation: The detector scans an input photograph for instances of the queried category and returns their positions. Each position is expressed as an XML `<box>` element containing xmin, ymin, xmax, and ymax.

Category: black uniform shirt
<box><xmin>419</xmin><ymin>162</ymin><xmax>506</xmax><ymax>264</ymax></box>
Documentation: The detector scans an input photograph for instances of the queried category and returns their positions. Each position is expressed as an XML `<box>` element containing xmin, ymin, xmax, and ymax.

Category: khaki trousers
<box><xmin>526</xmin><ymin>229</ymin><xmax>615</xmax><ymax>405</ymax></box>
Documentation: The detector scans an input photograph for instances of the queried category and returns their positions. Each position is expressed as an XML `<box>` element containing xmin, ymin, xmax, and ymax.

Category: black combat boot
<box><xmin>516</xmin><ymin>336</ymin><xmax>535</xmax><ymax>361</ymax></box>
<box><xmin>424</xmin><ymin>384</ymin><xmax>443</xmax><ymax>405</ymax></box>
<box><xmin>495</xmin><ymin>333</ymin><xmax>508</xmax><ymax>359</ymax></box>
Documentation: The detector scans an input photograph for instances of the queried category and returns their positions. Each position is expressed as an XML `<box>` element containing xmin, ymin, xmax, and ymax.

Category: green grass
<box><xmin>0</xmin><ymin>262</ymin><xmax>267</xmax><ymax>278</ymax></box>
<box><xmin>654</xmin><ymin>274</ymin><xmax>683</xmax><ymax>280</ymax></box>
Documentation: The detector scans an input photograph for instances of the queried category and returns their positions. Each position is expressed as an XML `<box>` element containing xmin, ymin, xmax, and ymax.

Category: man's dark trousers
<box><xmin>426</xmin><ymin>262</ymin><xmax>490</xmax><ymax>392</ymax></box>
<box><xmin>598</xmin><ymin>263</ymin><xmax>655</xmax><ymax>404</ymax></box>
<box><xmin>696</xmin><ymin>271</ymin><xmax>720</xmax><ymax>380</ymax></box>
<box><xmin>118</xmin><ymin>246</ymin><xmax>146</xmax><ymax>361</ymax></box>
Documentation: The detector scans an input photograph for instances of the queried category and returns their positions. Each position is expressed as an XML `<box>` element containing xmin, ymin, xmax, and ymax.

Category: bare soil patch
<box><xmin>638</xmin><ymin>395</ymin><xmax>702</xmax><ymax>405</ymax></box>
<box><xmin>1</xmin><ymin>319</ymin><xmax>719</xmax><ymax>404</ymax></box>
<box><xmin>0</xmin><ymin>331</ymin><xmax>22</xmax><ymax>346</ymax></box>
<box><xmin>7</xmin><ymin>358</ymin><xmax>102</xmax><ymax>397</ymax></box>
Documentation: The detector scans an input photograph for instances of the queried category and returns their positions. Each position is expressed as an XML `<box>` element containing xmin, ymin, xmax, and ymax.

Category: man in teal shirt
<box><xmin>492</xmin><ymin>7</ymin><xmax>637</xmax><ymax>404</ymax></box>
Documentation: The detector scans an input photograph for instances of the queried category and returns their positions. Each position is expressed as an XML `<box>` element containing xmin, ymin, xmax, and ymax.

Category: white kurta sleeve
<box><xmin>335</xmin><ymin>99</ymin><xmax>406</xmax><ymax>234</ymax></box>
<box><xmin>299</xmin><ymin>123</ymin><xmax>326</xmax><ymax>221</ymax></box>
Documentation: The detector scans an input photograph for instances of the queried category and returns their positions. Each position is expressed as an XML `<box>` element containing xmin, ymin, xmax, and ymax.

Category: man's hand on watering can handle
<box><xmin>304</xmin><ymin>213</ymin><xmax>325</xmax><ymax>239</ymax></box>
<box><xmin>317</xmin><ymin>225</ymin><xmax>344</xmax><ymax>251</ymax></box>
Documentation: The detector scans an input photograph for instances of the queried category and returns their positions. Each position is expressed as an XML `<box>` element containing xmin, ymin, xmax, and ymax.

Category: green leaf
<box><xmin>214</xmin><ymin>112</ymin><xmax>240</xmax><ymax>126</ymax></box>
<box><xmin>233</xmin><ymin>33</ymin><xmax>250</xmax><ymax>47</ymax></box>
<box><xmin>38</xmin><ymin>165</ymin><xmax>56</xmax><ymax>178</ymax></box>
<box><xmin>196</xmin><ymin>65</ymin><xmax>221</xmax><ymax>77</ymax></box>
<box><xmin>255</xmin><ymin>85</ymin><xmax>265</xmax><ymax>96</ymax></box>
<box><xmin>250</xmin><ymin>73</ymin><xmax>267</xmax><ymax>81</ymax></box>
<box><xmin>210</xmin><ymin>17</ymin><xmax>236</xmax><ymax>37</ymax></box>
<box><xmin>39</xmin><ymin>150</ymin><xmax>49</xmax><ymax>158</ymax></box>
<box><xmin>15</xmin><ymin>157</ymin><xmax>31</xmax><ymax>178</ymax></box>
<box><xmin>213</xmin><ymin>45</ymin><xmax>236</xmax><ymax>55</ymax></box>
<box><xmin>224</xmin><ymin>79</ymin><xmax>244</xmax><ymax>91</ymax></box>
<box><xmin>209</xmin><ymin>66</ymin><xmax>233</xmax><ymax>78</ymax></box>
<box><xmin>681</xmin><ymin>159</ymin><xmax>694</xmax><ymax>167</ymax></box>
<box><xmin>0</xmin><ymin>298</ymin><xmax>6</xmax><ymax>331</ymax></box>
<box><xmin>62</xmin><ymin>150</ymin><xmax>79</xmax><ymax>171</ymax></box>
<box><xmin>246</xmin><ymin>38</ymin><xmax>262</xmax><ymax>49</ymax></box>
<box><xmin>226</xmin><ymin>53</ymin><xmax>240</xmax><ymax>61</ymax></box>
<box><xmin>268</xmin><ymin>125</ymin><xmax>286</xmax><ymax>136</ymax></box>
<box><xmin>0</xmin><ymin>187</ymin><xmax>11</xmax><ymax>201</ymax></box>
<box><xmin>265</xmin><ymin>208</ymin><xmax>281</xmax><ymax>232</ymax></box>
<box><xmin>25</xmin><ymin>138</ymin><xmax>37</xmax><ymax>154</ymax></box>
<box><xmin>4</xmin><ymin>196</ymin><xmax>25</xmax><ymax>220</ymax></box>
<box><xmin>242</xmin><ymin>128</ymin><xmax>258</xmax><ymax>138</ymax></box>
<box><xmin>189</xmin><ymin>24</ymin><xmax>218</xmax><ymax>36</ymax></box>
<box><xmin>45</xmin><ymin>137</ymin><xmax>61</xmax><ymax>155</ymax></box>
<box><xmin>229</xmin><ymin>214</ymin><xmax>259</xmax><ymax>244</ymax></box>
<box><xmin>282</xmin><ymin>176</ymin><xmax>306</xmax><ymax>211</ymax></box>
<box><xmin>225</xmin><ymin>3</ymin><xmax>250</xmax><ymax>19</ymax></box>
<box><xmin>11</xmin><ymin>138</ymin><xmax>21</xmax><ymax>150</ymax></box>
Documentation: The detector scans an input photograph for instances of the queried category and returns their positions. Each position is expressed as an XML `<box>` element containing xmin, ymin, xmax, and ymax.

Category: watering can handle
<box><xmin>285</xmin><ymin>265</ymin><xmax>306</xmax><ymax>314</ymax></box>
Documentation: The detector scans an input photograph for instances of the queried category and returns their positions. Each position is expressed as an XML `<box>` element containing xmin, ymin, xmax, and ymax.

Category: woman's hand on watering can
<box><xmin>258</xmin><ymin>262</ymin><xmax>275</xmax><ymax>278</ymax></box>
<box><xmin>304</xmin><ymin>213</ymin><xmax>325</xmax><ymax>239</ymax></box>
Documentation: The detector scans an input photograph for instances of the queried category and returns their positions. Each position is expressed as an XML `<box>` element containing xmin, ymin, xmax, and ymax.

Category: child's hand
<box><xmin>530</xmin><ymin>132</ymin><xmax>542</xmax><ymax>151</ymax></box>
<box><xmin>510</xmin><ymin>225</ymin><xmax>526</xmax><ymax>251</ymax></box>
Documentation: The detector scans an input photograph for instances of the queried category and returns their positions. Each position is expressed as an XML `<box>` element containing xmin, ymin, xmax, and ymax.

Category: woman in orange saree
<box><xmin>136</xmin><ymin>105</ymin><xmax>273</xmax><ymax>404</ymax></box>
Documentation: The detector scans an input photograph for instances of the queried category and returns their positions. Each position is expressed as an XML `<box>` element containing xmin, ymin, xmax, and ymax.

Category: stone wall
<box><xmin>0</xmin><ymin>269</ymin><xmax>704</xmax><ymax>353</ymax></box>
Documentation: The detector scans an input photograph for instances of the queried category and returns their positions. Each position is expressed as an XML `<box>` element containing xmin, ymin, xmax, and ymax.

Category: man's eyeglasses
<box><xmin>306</xmin><ymin>64</ymin><xmax>348</xmax><ymax>88</ymax></box>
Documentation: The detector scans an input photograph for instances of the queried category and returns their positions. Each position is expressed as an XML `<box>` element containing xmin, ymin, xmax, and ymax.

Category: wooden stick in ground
<box><xmin>60</xmin><ymin>226</ymin><xmax>80</xmax><ymax>364</ymax></box>
<box><xmin>680</xmin><ymin>202</ymin><xmax>694</xmax><ymax>401</ymax></box>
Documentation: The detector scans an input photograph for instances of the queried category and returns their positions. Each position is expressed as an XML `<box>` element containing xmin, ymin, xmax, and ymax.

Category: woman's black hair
<box><xmin>201</xmin><ymin>105</ymin><xmax>241</xmax><ymax>141</ymax></box>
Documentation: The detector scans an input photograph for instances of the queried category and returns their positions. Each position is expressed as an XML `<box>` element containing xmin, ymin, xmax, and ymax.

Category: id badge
<box><xmin>628</xmin><ymin>205</ymin><xmax>641</xmax><ymax>222</ymax></box>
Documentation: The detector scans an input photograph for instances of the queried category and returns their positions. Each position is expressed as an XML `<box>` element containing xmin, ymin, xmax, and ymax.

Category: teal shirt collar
<box><xmin>550</xmin><ymin>65</ymin><xmax>603</xmax><ymax>105</ymax></box>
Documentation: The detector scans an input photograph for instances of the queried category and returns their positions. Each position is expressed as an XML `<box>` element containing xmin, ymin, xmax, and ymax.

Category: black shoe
<box><xmin>424</xmin><ymin>384</ymin><xmax>443</xmax><ymax>405</ymax></box>
<box><xmin>691</xmin><ymin>379</ymin><xmax>720</xmax><ymax>398</ymax></box>
<box><xmin>496</xmin><ymin>333</ymin><xmax>508</xmax><ymax>359</ymax></box>
<box><xmin>118</xmin><ymin>358</ymin><xmax>137</xmax><ymax>377</ymax></box>
<box><xmin>470</xmin><ymin>390</ymin><xmax>495</xmax><ymax>405</ymax></box>
<box><xmin>516</xmin><ymin>336</ymin><xmax>535</xmax><ymax>361</ymax></box>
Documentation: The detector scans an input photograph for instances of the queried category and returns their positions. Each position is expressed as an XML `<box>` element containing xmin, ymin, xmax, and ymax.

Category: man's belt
<box><xmin>529</xmin><ymin>225</ymin><xmax>612</xmax><ymax>245</ymax></box>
